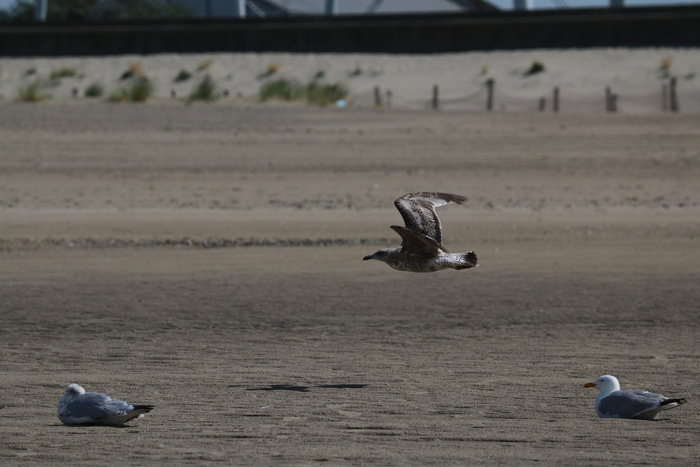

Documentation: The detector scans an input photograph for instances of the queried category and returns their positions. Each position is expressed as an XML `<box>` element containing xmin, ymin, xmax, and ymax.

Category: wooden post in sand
<box><xmin>373</xmin><ymin>86</ymin><xmax>382</xmax><ymax>107</ymax></box>
<box><xmin>432</xmin><ymin>85</ymin><xmax>439</xmax><ymax>110</ymax></box>
<box><xmin>669</xmin><ymin>77</ymin><xmax>679</xmax><ymax>112</ymax></box>
<box><xmin>605</xmin><ymin>87</ymin><xmax>617</xmax><ymax>113</ymax></box>
<box><xmin>486</xmin><ymin>79</ymin><xmax>494</xmax><ymax>112</ymax></box>
<box><xmin>552</xmin><ymin>87</ymin><xmax>559</xmax><ymax>113</ymax></box>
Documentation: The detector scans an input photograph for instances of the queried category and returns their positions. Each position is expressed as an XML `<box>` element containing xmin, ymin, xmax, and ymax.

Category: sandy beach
<box><xmin>1</xmin><ymin>52</ymin><xmax>699</xmax><ymax>464</ymax></box>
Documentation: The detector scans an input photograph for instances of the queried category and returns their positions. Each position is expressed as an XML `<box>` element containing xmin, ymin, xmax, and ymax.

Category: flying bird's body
<box><xmin>58</xmin><ymin>383</ymin><xmax>154</xmax><ymax>426</ymax></box>
<box><xmin>584</xmin><ymin>375</ymin><xmax>687</xmax><ymax>420</ymax></box>
<box><xmin>363</xmin><ymin>192</ymin><xmax>478</xmax><ymax>273</ymax></box>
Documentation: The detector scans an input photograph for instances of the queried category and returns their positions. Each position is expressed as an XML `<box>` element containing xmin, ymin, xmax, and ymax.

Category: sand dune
<box><xmin>2</xmin><ymin>48</ymin><xmax>699</xmax><ymax>112</ymax></box>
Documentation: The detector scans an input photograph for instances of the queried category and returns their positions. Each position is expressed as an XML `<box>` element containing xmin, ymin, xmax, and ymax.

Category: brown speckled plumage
<box><xmin>363</xmin><ymin>192</ymin><xmax>478</xmax><ymax>273</ymax></box>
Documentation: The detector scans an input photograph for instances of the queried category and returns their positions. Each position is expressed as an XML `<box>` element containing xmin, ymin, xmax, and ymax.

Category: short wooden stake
<box><xmin>605</xmin><ymin>87</ymin><xmax>617</xmax><ymax>113</ymax></box>
<box><xmin>486</xmin><ymin>79</ymin><xmax>494</xmax><ymax>112</ymax></box>
<box><xmin>669</xmin><ymin>77</ymin><xmax>679</xmax><ymax>112</ymax></box>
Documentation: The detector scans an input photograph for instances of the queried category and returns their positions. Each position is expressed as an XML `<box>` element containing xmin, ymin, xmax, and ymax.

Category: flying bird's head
<box><xmin>363</xmin><ymin>249</ymin><xmax>392</xmax><ymax>263</ymax></box>
<box><xmin>584</xmin><ymin>375</ymin><xmax>620</xmax><ymax>394</ymax></box>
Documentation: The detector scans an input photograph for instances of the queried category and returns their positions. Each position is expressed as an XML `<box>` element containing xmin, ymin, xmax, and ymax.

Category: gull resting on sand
<box><xmin>58</xmin><ymin>383</ymin><xmax>154</xmax><ymax>426</ymax></box>
<box><xmin>584</xmin><ymin>375</ymin><xmax>687</xmax><ymax>420</ymax></box>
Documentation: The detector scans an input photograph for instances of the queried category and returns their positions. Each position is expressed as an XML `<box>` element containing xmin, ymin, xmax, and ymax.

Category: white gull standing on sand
<box><xmin>584</xmin><ymin>375</ymin><xmax>687</xmax><ymax>420</ymax></box>
<box><xmin>363</xmin><ymin>192</ymin><xmax>478</xmax><ymax>273</ymax></box>
<box><xmin>58</xmin><ymin>383</ymin><xmax>154</xmax><ymax>426</ymax></box>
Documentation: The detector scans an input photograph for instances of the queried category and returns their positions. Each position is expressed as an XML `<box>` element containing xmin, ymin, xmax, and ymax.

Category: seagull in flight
<box><xmin>363</xmin><ymin>192</ymin><xmax>478</xmax><ymax>273</ymax></box>
<box><xmin>584</xmin><ymin>375</ymin><xmax>687</xmax><ymax>420</ymax></box>
<box><xmin>58</xmin><ymin>383</ymin><xmax>154</xmax><ymax>426</ymax></box>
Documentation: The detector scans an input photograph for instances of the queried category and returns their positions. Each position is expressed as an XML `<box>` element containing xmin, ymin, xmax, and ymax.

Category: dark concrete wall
<box><xmin>1</xmin><ymin>6</ymin><xmax>699</xmax><ymax>56</ymax></box>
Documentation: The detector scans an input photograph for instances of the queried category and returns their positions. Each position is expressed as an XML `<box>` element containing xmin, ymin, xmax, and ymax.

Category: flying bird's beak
<box><xmin>583</xmin><ymin>382</ymin><xmax>596</xmax><ymax>388</ymax></box>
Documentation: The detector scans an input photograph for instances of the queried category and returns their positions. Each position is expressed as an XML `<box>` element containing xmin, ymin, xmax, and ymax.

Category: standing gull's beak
<box><xmin>583</xmin><ymin>382</ymin><xmax>596</xmax><ymax>388</ymax></box>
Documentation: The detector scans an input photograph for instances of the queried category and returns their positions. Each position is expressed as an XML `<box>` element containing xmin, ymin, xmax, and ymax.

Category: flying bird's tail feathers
<box><xmin>453</xmin><ymin>251</ymin><xmax>479</xmax><ymax>270</ymax></box>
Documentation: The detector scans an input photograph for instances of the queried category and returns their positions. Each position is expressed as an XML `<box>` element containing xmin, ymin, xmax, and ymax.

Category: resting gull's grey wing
<box><xmin>598</xmin><ymin>390</ymin><xmax>672</xmax><ymax>419</ymax></box>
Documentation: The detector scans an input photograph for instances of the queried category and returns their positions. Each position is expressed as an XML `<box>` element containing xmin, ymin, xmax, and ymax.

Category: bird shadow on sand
<box><xmin>233</xmin><ymin>384</ymin><xmax>368</xmax><ymax>392</ymax></box>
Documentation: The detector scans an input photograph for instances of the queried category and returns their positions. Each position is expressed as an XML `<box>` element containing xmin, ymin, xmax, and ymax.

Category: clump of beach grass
<box><xmin>349</xmin><ymin>65</ymin><xmax>363</xmax><ymax>77</ymax></box>
<box><xmin>18</xmin><ymin>81</ymin><xmax>49</xmax><ymax>102</ymax></box>
<box><xmin>175</xmin><ymin>69</ymin><xmax>192</xmax><ymax>82</ymax></box>
<box><xmin>85</xmin><ymin>82</ymin><xmax>104</xmax><ymax>98</ymax></box>
<box><xmin>525</xmin><ymin>60</ymin><xmax>546</xmax><ymax>76</ymax></box>
<box><xmin>260</xmin><ymin>78</ymin><xmax>304</xmax><ymax>101</ymax></box>
<box><xmin>50</xmin><ymin>67</ymin><xmax>79</xmax><ymax>80</ymax></box>
<box><xmin>109</xmin><ymin>76</ymin><xmax>153</xmax><ymax>103</ymax></box>
<box><xmin>127</xmin><ymin>76</ymin><xmax>153</xmax><ymax>102</ymax></box>
<box><xmin>259</xmin><ymin>78</ymin><xmax>348</xmax><ymax>106</ymax></box>
<box><xmin>188</xmin><ymin>75</ymin><xmax>218</xmax><ymax>102</ymax></box>
<box><xmin>305</xmin><ymin>81</ymin><xmax>348</xmax><ymax>106</ymax></box>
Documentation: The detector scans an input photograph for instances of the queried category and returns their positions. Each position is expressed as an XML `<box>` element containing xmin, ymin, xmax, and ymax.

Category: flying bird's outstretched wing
<box><xmin>363</xmin><ymin>191</ymin><xmax>476</xmax><ymax>272</ymax></box>
<box><xmin>390</xmin><ymin>225</ymin><xmax>441</xmax><ymax>258</ymax></box>
<box><xmin>394</xmin><ymin>192</ymin><xmax>467</xmax><ymax>247</ymax></box>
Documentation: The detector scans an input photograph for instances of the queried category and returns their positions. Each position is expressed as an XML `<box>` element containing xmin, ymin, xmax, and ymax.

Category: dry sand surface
<box><xmin>1</xmin><ymin>101</ymin><xmax>699</xmax><ymax>465</ymax></box>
